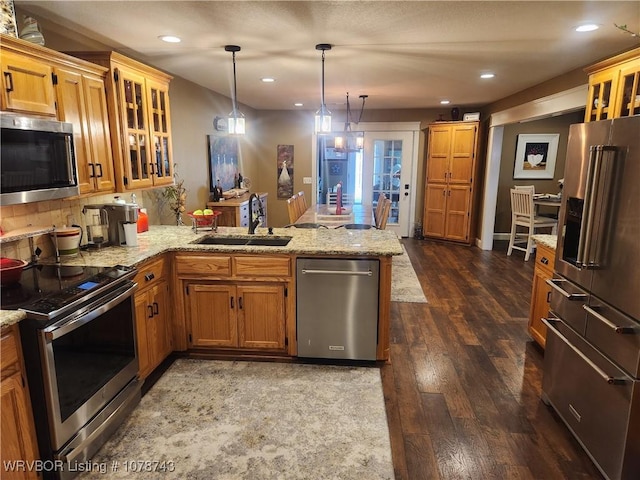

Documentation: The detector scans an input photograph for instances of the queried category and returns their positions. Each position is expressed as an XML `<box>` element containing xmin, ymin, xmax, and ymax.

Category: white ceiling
<box><xmin>16</xmin><ymin>1</ymin><xmax>640</xmax><ymax>111</ymax></box>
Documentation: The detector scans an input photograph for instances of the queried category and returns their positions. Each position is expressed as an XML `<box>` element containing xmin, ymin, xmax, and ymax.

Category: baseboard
<box><xmin>493</xmin><ymin>233</ymin><xmax>511</xmax><ymax>241</ymax></box>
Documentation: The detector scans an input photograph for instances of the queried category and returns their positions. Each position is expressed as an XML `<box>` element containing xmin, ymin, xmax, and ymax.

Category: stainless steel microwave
<box><xmin>1</xmin><ymin>114</ymin><xmax>79</xmax><ymax>205</ymax></box>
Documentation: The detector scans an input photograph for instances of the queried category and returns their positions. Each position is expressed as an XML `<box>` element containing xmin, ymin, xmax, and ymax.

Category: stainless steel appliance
<box><xmin>82</xmin><ymin>203</ymin><xmax>138</xmax><ymax>247</ymax></box>
<box><xmin>0</xmin><ymin>113</ymin><xmax>79</xmax><ymax>205</ymax></box>
<box><xmin>1</xmin><ymin>264</ymin><xmax>140</xmax><ymax>480</ymax></box>
<box><xmin>542</xmin><ymin>116</ymin><xmax>640</xmax><ymax>480</ymax></box>
<box><xmin>296</xmin><ymin>258</ymin><xmax>379</xmax><ymax>360</ymax></box>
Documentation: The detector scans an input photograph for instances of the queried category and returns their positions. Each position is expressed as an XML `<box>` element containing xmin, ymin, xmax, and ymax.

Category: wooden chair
<box><xmin>297</xmin><ymin>191</ymin><xmax>308</xmax><ymax>211</ymax></box>
<box><xmin>287</xmin><ymin>194</ymin><xmax>300</xmax><ymax>223</ymax></box>
<box><xmin>376</xmin><ymin>198</ymin><xmax>391</xmax><ymax>230</ymax></box>
<box><xmin>374</xmin><ymin>193</ymin><xmax>387</xmax><ymax>226</ymax></box>
<box><xmin>507</xmin><ymin>187</ymin><xmax>557</xmax><ymax>261</ymax></box>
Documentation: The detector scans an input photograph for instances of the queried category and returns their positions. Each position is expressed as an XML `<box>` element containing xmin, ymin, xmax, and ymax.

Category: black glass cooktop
<box><xmin>1</xmin><ymin>264</ymin><xmax>135</xmax><ymax>316</ymax></box>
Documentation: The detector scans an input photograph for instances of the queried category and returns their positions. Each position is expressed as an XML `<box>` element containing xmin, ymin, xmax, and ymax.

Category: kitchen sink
<box><xmin>194</xmin><ymin>236</ymin><xmax>291</xmax><ymax>246</ymax></box>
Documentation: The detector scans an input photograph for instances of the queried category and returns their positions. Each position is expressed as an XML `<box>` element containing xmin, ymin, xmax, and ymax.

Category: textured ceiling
<box><xmin>16</xmin><ymin>1</ymin><xmax>640</xmax><ymax>111</ymax></box>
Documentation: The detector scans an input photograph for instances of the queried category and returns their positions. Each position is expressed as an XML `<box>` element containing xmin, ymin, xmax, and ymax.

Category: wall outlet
<box><xmin>303</xmin><ymin>177</ymin><xmax>312</xmax><ymax>184</ymax></box>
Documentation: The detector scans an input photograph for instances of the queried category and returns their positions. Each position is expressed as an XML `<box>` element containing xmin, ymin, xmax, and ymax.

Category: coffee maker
<box><xmin>83</xmin><ymin>203</ymin><xmax>139</xmax><ymax>246</ymax></box>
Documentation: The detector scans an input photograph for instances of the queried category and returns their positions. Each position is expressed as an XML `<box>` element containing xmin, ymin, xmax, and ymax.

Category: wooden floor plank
<box><xmin>384</xmin><ymin>239</ymin><xmax>603</xmax><ymax>480</ymax></box>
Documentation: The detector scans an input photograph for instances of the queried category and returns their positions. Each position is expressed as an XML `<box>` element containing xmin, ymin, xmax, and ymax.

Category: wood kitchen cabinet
<box><xmin>0</xmin><ymin>34</ymin><xmax>116</xmax><ymax>196</ymax></box>
<box><xmin>70</xmin><ymin>51</ymin><xmax>174</xmax><ymax>192</ymax></box>
<box><xmin>423</xmin><ymin>121</ymin><xmax>480</xmax><ymax>244</ymax></box>
<box><xmin>584</xmin><ymin>47</ymin><xmax>640</xmax><ymax>122</ymax></box>
<box><xmin>207</xmin><ymin>193</ymin><xmax>268</xmax><ymax>227</ymax></box>
<box><xmin>175</xmin><ymin>253</ymin><xmax>290</xmax><ymax>354</ymax></box>
<box><xmin>1</xmin><ymin>324</ymin><xmax>40</xmax><ymax>480</ymax></box>
<box><xmin>55</xmin><ymin>67</ymin><xmax>116</xmax><ymax>194</ymax></box>
<box><xmin>528</xmin><ymin>242</ymin><xmax>556</xmax><ymax>349</ymax></box>
<box><xmin>133</xmin><ymin>256</ymin><xmax>173</xmax><ymax>380</ymax></box>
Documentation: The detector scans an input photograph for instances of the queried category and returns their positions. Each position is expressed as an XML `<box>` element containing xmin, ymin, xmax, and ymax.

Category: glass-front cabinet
<box><xmin>585</xmin><ymin>47</ymin><xmax>640</xmax><ymax>122</ymax></box>
<box><xmin>71</xmin><ymin>51</ymin><xmax>174</xmax><ymax>192</ymax></box>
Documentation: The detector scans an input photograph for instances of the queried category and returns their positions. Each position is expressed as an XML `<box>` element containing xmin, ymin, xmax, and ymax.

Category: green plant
<box><xmin>163</xmin><ymin>165</ymin><xmax>187</xmax><ymax>225</ymax></box>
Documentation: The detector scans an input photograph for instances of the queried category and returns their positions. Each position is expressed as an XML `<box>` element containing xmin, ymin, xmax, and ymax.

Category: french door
<box><xmin>362</xmin><ymin>131</ymin><xmax>415</xmax><ymax>237</ymax></box>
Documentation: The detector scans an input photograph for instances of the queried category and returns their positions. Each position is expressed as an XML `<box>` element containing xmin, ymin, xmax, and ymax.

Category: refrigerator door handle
<box><xmin>546</xmin><ymin>278</ymin><xmax>588</xmax><ymax>300</ymax></box>
<box><xmin>542</xmin><ymin>318</ymin><xmax>627</xmax><ymax>385</ymax></box>
<box><xmin>577</xmin><ymin>145</ymin><xmax>604</xmax><ymax>268</ymax></box>
<box><xmin>583</xmin><ymin>305</ymin><xmax>638</xmax><ymax>334</ymax></box>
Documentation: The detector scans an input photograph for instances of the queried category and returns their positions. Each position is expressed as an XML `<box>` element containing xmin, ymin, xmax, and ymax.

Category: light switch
<box><xmin>303</xmin><ymin>177</ymin><xmax>312</xmax><ymax>184</ymax></box>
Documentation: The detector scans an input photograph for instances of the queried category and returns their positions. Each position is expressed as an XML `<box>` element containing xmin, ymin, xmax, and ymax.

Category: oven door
<box><xmin>39</xmin><ymin>281</ymin><xmax>138</xmax><ymax>451</ymax></box>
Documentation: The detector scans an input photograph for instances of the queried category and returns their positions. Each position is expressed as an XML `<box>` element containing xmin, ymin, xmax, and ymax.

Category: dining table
<box><xmin>295</xmin><ymin>204</ymin><xmax>374</xmax><ymax>228</ymax></box>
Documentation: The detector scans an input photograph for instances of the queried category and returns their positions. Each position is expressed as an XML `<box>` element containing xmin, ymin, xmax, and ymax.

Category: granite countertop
<box><xmin>532</xmin><ymin>234</ymin><xmax>557</xmax><ymax>250</ymax></box>
<box><xmin>1</xmin><ymin>225</ymin><xmax>403</xmax><ymax>327</ymax></box>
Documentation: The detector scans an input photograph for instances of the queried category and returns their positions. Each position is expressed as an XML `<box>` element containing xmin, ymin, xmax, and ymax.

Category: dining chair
<box><xmin>374</xmin><ymin>193</ymin><xmax>387</xmax><ymax>226</ymax></box>
<box><xmin>376</xmin><ymin>198</ymin><xmax>391</xmax><ymax>230</ymax></box>
<box><xmin>297</xmin><ymin>191</ymin><xmax>308</xmax><ymax>211</ymax></box>
<box><xmin>507</xmin><ymin>187</ymin><xmax>557</xmax><ymax>261</ymax></box>
<box><xmin>287</xmin><ymin>194</ymin><xmax>300</xmax><ymax>223</ymax></box>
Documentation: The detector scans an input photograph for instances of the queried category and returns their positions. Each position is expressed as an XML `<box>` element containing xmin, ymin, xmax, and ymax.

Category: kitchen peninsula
<box><xmin>1</xmin><ymin>225</ymin><xmax>403</xmax><ymax>363</ymax></box>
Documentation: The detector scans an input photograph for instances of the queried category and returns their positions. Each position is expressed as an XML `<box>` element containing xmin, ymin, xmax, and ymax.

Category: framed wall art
<box><xmin>277</xmin><ymin>144</ymin><xmax>294</xmax><ymax>199</ymax></box>
<box><xmin>513</xmin><ymin>133</ymin><xmax>559</xmax><ymax>179</ymax></box>
<box><xmin>207</xmin><ymin>135</ymin><xmax>239</xmax><ymax>191</ymax></box>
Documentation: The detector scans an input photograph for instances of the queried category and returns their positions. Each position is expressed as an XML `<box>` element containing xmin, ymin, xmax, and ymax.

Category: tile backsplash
<box><xmin>0</xmin><ymin>189</ymin><xmax>168</xmax><ymax>261</ymax></box>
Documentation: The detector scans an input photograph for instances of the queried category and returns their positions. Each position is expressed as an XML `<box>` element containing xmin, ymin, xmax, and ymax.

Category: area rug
<box><xmin>78</xmin><ymin>359</ymin><xmax>395</xmax><ymax>480</ymax></box>
<box><xmin>391</xmin><ymin>245</ymin><xmax>427</xmax><ymax>303</ymax></box>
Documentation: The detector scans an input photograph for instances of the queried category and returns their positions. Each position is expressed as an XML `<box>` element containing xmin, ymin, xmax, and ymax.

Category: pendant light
<box><xmin>225</xmin><ymin>45</ymin><xmax>245</xmax><ymax>135</ymax></box>
<box><xmin>314</xmin><ymin>43</ymin><xmax>332</xmax><ymax>134</ymax></box>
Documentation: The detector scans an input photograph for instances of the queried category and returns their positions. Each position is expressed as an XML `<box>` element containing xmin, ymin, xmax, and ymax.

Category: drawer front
<box><xmin>133</xmin><ymin>257</ymin><xmax>167</xmax><ymax>287</ymax></box>
<box><xmin>535</xmin><ymin>244</ymin><xmax>555</xmax><ymax>275</ymax></box>
<box><xmin>0</xmin><ymin>327</ymin><xmax>19</xmax><ymax>371</ymax></box>
<box><xmin>543</xmin><ymin>318</ymin><xmax>634</xmax><ymax>480</ymax></box>
<box><xmin>548</xmin><ymin>276</ymin><xmax>589</xmax><ymax>335</ymax></box>
<box><xmin>584</xmin><ymin>300</ymin><xmax>640</xmax><ymax>378</ymax></box>
<box><xmin>234</xmin><ymin>256</ymin><xmax>290</xmax><ymax>277</ymax></box>
<box><xmin>176</xmin><ymin>255</ymin><xmax>231</xmax><ymax>276</ymax></box>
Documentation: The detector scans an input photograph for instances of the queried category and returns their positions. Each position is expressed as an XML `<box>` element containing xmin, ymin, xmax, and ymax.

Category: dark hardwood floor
<box><xmin>382</xmin><ymin>238</ymin><xmax>603</xmax><ymax>480</ymax></box>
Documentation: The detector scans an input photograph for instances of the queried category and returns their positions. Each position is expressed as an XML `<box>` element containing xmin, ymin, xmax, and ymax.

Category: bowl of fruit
<box><xmin>187</xmin><ymin>209</ymin><xmax>221</xmax><ymax>230</ymax></box>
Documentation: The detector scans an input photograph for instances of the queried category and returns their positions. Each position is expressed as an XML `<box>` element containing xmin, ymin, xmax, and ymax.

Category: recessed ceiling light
<box><xmin>480</xmin><ymin>73</ymin><xmax>495</xmax><ymax>79</ymax></box>
<box><xmin>440</xmin><ymin>100</ymin><xmax>450</xmax><ymax>105</ymax></box>
<box><xmin>576</xmin><ymin>24</ymin><xmax>599</xmax><ymax>32</ymax></box>
<box><xmin>261</xmin><ymin>77</ymin><xmax>275</xmax><ymax>83</ymax></box>
<box><xmin>159</xmin><ymin>35</ymin><xmax>181</xmax><ymax>43</ymax></box>
<box><xmin>294</xmin><ymin>103</ymin><xmax>303</xmax><ymax>107</ymax></box>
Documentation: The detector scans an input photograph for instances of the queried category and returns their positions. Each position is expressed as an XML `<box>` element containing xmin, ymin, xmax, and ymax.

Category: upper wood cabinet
<box><xmin>584</xmin><ymin>47</ymin><xmax>640</xmax><ymax>122</ymax></box>
<box><xmin>0</xmin><ymin>34</ymin><xmax>116</xmax><ymax>196</ymax></box>
<box><xmin>69</xmin><ymin>51</ymin><xmax>174</xmax><ymax>191</ymax></box>
<box><xmin>423</xmin><ymin>121</ymin><xmax>481</xmax><ymax>244</ymax></box>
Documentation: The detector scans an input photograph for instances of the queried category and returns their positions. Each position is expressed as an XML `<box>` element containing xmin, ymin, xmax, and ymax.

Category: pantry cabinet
<box><xmin>1</xmin><ymin>324</ymin><xmax>40</xmax><ymax>480</ymax></box>
<box><xmin>584</xmin><ymin>47</ymin><xmax>640</xmax><ymax>122</ymax></box>
<box><xmin>70</xmin><ymin>51</ymin><xmax>174</xmax><ymax>192</ymax></box>
<box><xmin>423</xmin><ymin>121</ymin><xmax>480</xmax><ymax>244</ymax></box>
<box><xmin>0</xmin><ymin>34</ymin><xmax>116</xmax><ymax>196</ymax></box>
<box><xmin>528</xmin><ymin>243</ymin><xmax>556</xmax><ymax>349</ymax></box>
<box><xmin>133</xmin><ymin>256</ymin><xmax>173</xmax><ymax>380</ymax></box>
<box><xmin>175</xmin><ymin>253</ymin><xmax>291</xmax><ymax>354</ymax></box>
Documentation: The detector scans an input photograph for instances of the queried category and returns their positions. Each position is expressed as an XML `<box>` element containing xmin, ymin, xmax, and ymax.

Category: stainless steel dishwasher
<box><xmin>296</xmin><ymin>258</ymin><xmax>379</xmax><ymax>360</ymax></box>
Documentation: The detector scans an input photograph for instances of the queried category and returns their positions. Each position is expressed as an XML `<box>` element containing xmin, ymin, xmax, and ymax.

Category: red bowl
<box><xmin>0</xmin><ymin>258</ymin><xmax>28</xmax><ymax>286</ymax></box>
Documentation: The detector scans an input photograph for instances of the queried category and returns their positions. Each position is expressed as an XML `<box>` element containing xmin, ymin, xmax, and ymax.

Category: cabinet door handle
<box><xmin>96</xmin><ymin>163</ymin><xmax>104</xmax><ymax>178</ymax></box>
<box><xmin>144</xmin><ymin>272</ymin><xmax>155</xmax><ymax>282</ymax></box>
<box><xmin>230</xmin><ymin>297</ymin><xmax>234</xmax><ymax>309</ymax></box>
<box><xmin>238</xmin><ymin>297</ymin><xmax>243</xmax><ymax>310</ymax></box>
<box><xmin>153</xmin><ymin>302</ymin><xmax>159</xmax><ymax>315</ymax></box>
<box><xmin>89</xmin><ymin>163</ymin><xmax>96</xmax><ymax>178</ymax></box>
<box><xmin>442</xmin><ymin>189</ymin><xmax>445</xmax><ymax>196</ymax></box>
<box><xmin>4</xmin><ymin>72</ymin><xmax>13</xmax><ymax>92</ymax></box>
<box><xmin>147</xmin><ymin>305</ymin><xmax>154</xmax><ymax>318</ymax></box>
<box><xmin>541</xmin><ymin>257</ymin><xmax>549</xmax><ymax>265</ymax></box>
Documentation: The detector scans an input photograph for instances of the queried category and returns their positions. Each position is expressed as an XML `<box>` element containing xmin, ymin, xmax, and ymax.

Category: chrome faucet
<box><xmin>248</xmin><ymin>193</ymin><xmax>264</xmax><ymax>234</ymax></box>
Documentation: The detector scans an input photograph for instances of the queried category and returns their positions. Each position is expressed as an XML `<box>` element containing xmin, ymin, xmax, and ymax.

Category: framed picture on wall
<box><xmin>513</xmin><ymin>133</ymin><xmax>559</xmax><ymax>179</ymax></box>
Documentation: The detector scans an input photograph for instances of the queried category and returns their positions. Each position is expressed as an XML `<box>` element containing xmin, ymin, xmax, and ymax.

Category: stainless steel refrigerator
<box><xmin>542</xmin><ymin>115</ymin><xmax>640</xmax><ymax>480</ymax></box>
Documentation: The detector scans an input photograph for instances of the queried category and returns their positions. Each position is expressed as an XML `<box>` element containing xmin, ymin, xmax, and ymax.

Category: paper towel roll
<box><xmin>123</xmin><ymin>222</ymin><xmax>138</xmax><ymax>247</ymax></box>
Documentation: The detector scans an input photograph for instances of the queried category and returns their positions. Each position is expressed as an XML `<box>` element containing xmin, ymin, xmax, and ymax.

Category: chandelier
<box><xmin>334</xmin><ymin>92</ymin><xmax>367</xmax><ymax>151</ymax></box>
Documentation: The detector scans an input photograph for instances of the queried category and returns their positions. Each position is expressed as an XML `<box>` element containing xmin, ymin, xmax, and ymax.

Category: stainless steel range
<box><xmin>2</xmin><ymin>264</ymin><xmax>140</xmax><ymax>480</ymax></box>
